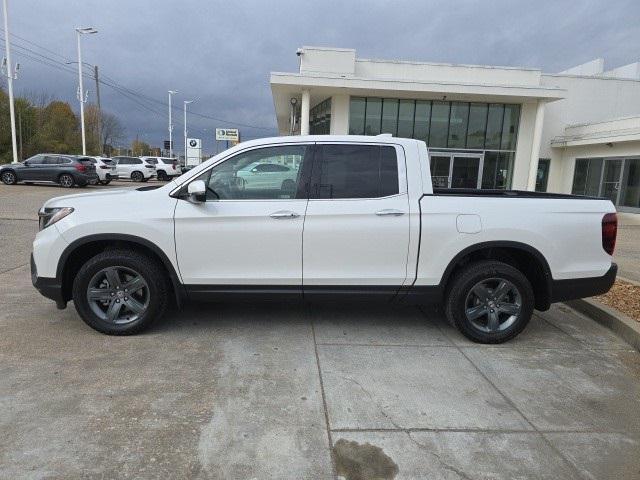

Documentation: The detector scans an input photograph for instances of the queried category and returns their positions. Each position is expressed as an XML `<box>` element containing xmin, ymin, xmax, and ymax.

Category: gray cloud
<box><xmin>4</xmin><ymin>0</ymin><xmax>638</xmax><ymax>153</ymax></box>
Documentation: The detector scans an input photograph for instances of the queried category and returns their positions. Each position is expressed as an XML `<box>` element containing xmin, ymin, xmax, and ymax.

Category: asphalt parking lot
<box><xmin>1</xmin><ymin>182</ymin><xmax>640</xmax><ymax>479</ymax></box>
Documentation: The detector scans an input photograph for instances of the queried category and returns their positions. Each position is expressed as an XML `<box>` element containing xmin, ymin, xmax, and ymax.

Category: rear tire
<box><xmin>72</xmin><ymin>249</ymin><xmax>169</xmax><ymax>335</ymax></box>
<box><xmin>445</xmin><ymin>260</ymin><xmax>534</xmax><ymax>344</ymax></box>
<box><xmin>99</xmin><ymin>179</ymin><xmax>111</xmax><ymax>185</ymax></box>
<box><xmin>131</xmin><ymin>171</ymin><xmax>144</xmax><ymax>182</ymax></box>
<box><xmin>58</xmin><ymin>173</ymin><xmax>75</xmax><ymax>188</ymax></box>
<box><xmin>1</xmin><ymin>170</ymin><xmax>17</xmax><ymax>185</ymax></box>
<box><xmin>157</xmin><ymin>170</ymin><xmax>167</xmax><ymax>181</ymax></box>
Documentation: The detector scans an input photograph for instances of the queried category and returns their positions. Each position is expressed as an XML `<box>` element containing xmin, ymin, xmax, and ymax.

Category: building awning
<box><xmin>551</xmin><ymin>116</ymin><xmax>640</xmax><ymax>147</ymax></box>
<box><xmin>271</xmin><ymin>71</ymin><xmax>566</xmax><ymax>134</ymax></box>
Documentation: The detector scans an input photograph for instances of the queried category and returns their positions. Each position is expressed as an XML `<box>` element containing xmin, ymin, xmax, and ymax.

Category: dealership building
<box><xmin>270</xmin><ymin>47</ymin><xmax>640</xmax><ymax>212</ymax></box>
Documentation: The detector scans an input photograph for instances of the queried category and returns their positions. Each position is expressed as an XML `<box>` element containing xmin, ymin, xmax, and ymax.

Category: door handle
<box><xmin>375</xmin><ymin>209</ymin><xmax>405</xmax><ymax>216</ymax></box>
<box><xmin>270</xmin><ymin>210</ymin><xmax>299</xmax><ymax>219</ymax></box>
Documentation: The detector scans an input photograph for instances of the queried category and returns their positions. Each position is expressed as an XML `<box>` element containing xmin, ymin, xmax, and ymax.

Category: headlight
<box><xmin>38</xmin><ymin>207</ymin><xmax>74</xmax><ymax>231</ymax></box>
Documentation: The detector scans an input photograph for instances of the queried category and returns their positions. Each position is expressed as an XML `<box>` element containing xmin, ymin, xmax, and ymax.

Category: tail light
<box><xmin>602</xmin><ymin>213</ymin><xmax>617</xmax><ymax>255</ymax></box>
<box><xmin>145</xmin><ymin>164</ymin><xmax>155</xmax><ymax>168</ymax></box>
<box><xmin>172</xmin><ymin>160</ymin><xmax>178</xmax><ymax>169</ymax></box>
<box><xmin>74</xmin><ymin>163</ymin><xmax>86</xmax><ymax>173</ymax></box>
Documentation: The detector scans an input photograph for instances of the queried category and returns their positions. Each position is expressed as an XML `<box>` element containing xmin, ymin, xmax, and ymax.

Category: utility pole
<box><xmin>2</xmin><ymin>0</ymin><xmax>19</xmax><ymax>164</ymax></box>
<box><xmin>94</xmin><ymin>64</ymin><xmax>102</xmax><ymax>154</ymax></box>
<box><xmin>183</xmin><ymin>100</ymin><xmax>193</xmax><ymax>165</ymax></box>
<box><xmin>75</xmin><ymin>27</ymin><xmax>97</xmax><ymax>155</ymax></box>
<box><xmin>168</xmin><ymin>90</ymin><xmax>177</xmax><ymax>158</ymax></box>
<box><xmin>17</xmin><ymin>107</ymin><xmax>22</xmax><ymax>160</ymax></box>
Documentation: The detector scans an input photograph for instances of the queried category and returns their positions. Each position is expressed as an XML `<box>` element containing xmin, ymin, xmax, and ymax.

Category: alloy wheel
<box><xmin>464</xmin><ymin>278</ymin><xmax>522</xmax><ymax>333</ymax></box>
<box><xmin>59</xmin><ymin>175</ymin><xmax>73</xmax><ymax>187</ymax></box>
<box><xmin>86</xmin><ymin>266</ymin><xmax>150</xmax><ymax>324</ymax></box>
<box><xmin>2</xmin><ymin>172</ymin><xmax>16</xmax><ymax>184</ymax></box>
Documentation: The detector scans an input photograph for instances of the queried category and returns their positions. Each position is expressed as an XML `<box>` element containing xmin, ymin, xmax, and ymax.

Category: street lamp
<box><xmin>168</xmin><ymin>90</ymin><xmax>177</xmax><ymax>157</ymax></box>
<box><xmin>2</xmin><ymin>0</ymin><xmax>19</xmax><ymax>163</ymax></box>
<box><xmin>183</xmin><ymin>100</ymin><xmax>193</xmax><ymax>164</ymax></box>
<box><xmin>75</xmin><ymin>27</ymin><xmax>97</xmax><ymax>155</ymax></box>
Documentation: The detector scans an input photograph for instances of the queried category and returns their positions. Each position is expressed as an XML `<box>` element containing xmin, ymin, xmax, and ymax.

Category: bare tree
<box><xmin>100</xmin><ymin>111</ymin><xmax>125</xmax><ymax>151</ymax></box>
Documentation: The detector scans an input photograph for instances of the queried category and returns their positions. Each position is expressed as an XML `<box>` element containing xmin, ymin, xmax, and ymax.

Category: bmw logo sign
<box><xmin>189</xmin><ymin>139</ymin><xmax>198</xmax><ymax>147</ymax></box>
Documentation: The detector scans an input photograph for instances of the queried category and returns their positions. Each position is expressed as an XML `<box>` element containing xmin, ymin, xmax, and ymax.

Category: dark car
<box><xmin>0</xmin><ymin>154</ymin><xmax>99</xmax><ymax>188</ymax></box>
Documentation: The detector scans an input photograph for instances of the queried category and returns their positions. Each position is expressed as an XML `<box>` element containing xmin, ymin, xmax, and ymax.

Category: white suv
<box><xmin>87</xmin><ymin>157</ymin><xmax>119</xmax><ymax>185</ymax></box>
<box><xmin>111</xmin><ymin>156</ymin><xmax>156</xmax><ymax>182</ymax></box>
<box><xmin>141</xmin><ymin>156</ymin><xmax>181</xmax><ymax>181</ymax></box>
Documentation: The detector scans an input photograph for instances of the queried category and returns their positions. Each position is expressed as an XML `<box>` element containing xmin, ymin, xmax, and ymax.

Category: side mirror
<box><xmin>23</xmin><ymin>161</ymin><xmax>30</xmax><ymax>166</ymax></box>
<box><xmin>187</xmin><ymin>180</ymin><xmax>207</xmax><ymax>203</ymax></box>
<box><xmin>251</xmin><ymin>167</ymin><xmax>258</xmax><ymax>173</ymax></box>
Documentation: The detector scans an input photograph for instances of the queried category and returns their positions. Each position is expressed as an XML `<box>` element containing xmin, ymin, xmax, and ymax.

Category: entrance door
<box><xmin>601</xmin><ymin>159</ymin><xmax>623</xmax><ymax>204</ymax></box>
<box><xmin>429</xmin><ymin>153</ymin><xmax>483</xmax><ymax>189</ymax></box>
<box><xmin>451</xmin><ymin>156</ymin><xmax>482</xmax><ymax>188</ymax></box>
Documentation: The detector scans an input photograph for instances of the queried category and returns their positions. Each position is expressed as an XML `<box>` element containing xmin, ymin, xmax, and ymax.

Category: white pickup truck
<box><xmin>31</xmin><ymin>135</ymin><xmax>618</xmax><ymax>343</ymax></box>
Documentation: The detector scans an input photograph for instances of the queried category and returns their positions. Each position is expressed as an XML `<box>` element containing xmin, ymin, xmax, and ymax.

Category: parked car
<box><xmin>85</xmin><ymin>157</ymin><xmax>119</xmax><ymax>185</ymax></box>
<box><xmin>111</xmin><ymin>156</ymin><xmax>155</xmax><ymax>182</ymax></box>
<box><xmin>1</xmin><ymin>154</ymin><xmax>98</xmax><ymax>188</ymax></box>
<box><xmin>140</xmin><ymin>156</ymin><xmax>181</xmax><ymax>181</ymax></box>
<box><xmin>235</xmin><ymin>161</ymin><xmax>297</xmax><ymax>192</ymax></box>
<box><xmin>31</xmin><ymin>135</ymin><xmax>617</xmax><ymax>341</ymax></box>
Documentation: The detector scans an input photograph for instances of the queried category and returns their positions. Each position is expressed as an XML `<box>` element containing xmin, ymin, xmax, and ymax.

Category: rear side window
<box><xmin>314</xmin><ymin>144</ymin><xmax>399</xmax><ymax>199</ymax></box>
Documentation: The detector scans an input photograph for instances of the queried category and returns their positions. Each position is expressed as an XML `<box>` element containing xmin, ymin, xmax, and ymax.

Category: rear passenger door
<box><xmin>303</xmin><ymin>143</ymin><xmax>410</xmax><ymax>294</ymax></box>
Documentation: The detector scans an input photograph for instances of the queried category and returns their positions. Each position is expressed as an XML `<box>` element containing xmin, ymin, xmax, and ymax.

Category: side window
<box><xmin>195</xmin><ymin>145</ymin><xmax>308</xmax><ymax>200</ymax></box>
<box><xmin>133</xmin><ymin>159</ymin><xmax>143</xmax><ymax>164</ymax></box>
<box><xmin>27</xmin><ymin>155</ymin><xmax>45</xmax><ymax>165</ymax></box>
<box><xmin>314</xmin><ymin>144</ymin><xmax>399</xmax><ymax>199</ymax></box>
<box><xmin>43</xmin><ymin>156</ymin><xmax>58</xmax><ymax>165</ymax></box>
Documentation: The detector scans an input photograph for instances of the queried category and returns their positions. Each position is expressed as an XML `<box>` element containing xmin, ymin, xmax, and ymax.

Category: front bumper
<box><xmin>31</xmin><ymin>254</ymin><xmax>66</xmax><ymax>308</ymax></box>
<box><xmin>550</xmin><ymin>263</ymin><xmax>617</xmax><ymax>303</ymax></box>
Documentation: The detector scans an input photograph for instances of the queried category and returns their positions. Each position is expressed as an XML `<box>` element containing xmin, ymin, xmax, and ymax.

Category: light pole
<box><xmin>75</xmin><ymin>27</ymin><xmax>97</xmax><ymax>155</ymax></box>
<box><xmin>2</xmin><ymin>0</ymin><xmax>18</xmax><ymax>163</ymax></box>
<box><xmin>168</xmin><ymin>90</ymin><xmax>177</xmax><ymax>157</ymax></box>
<box><xmin>183</xmin><ymin>100</ymin><xmax>193</xmax><ymax>164</ymax></box>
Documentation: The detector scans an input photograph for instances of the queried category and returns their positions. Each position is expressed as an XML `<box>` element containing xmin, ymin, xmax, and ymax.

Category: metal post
<box><xmin>2</xmin><ymin>0</ymin><xmax>18</xmax><ymax>163</ymax></box>
<box><xmin>183</xmin><ymin>100</ymin><xmax>193</xmax><ymax>165</ymax></box>
<box><xmin>94</xmin><ymin>65</ymin><xmax>102</xmax><ymax>154</ymax></box>
<box><xmin>75</xmin><ymin>27</ymin><xmax>97</xmax><ymax>156</ymax></box>
<box><xmin>168</xmin><ymin>90</ymin><xmax>177</xmax><ymax>158</ymax></box>
<box><xmin>76</xmin><ymin>31</ymin><xmax>86</xmax><ymax>155</ymax></box>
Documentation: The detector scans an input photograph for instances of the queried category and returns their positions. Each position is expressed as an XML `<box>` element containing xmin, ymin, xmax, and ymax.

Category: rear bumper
<box><xmin>105</xmin><ymin>173</ymin><xmax>119</xmax><ymax>180</ymax></box>
<box><xmin>550</xmin><ymin>263</ymin><xmax>617</xmax><ymax>303</ymax></box>
<box><xmin>31</xmin><ymin>254</ymin><xmax>65</xmax><ymax>308</ymax></box>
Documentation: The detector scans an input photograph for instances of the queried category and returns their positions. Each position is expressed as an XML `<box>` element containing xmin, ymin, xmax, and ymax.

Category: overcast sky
<box><xmin>2</xmin><ymin>0</ymin><xmax>638</xmax><ymax>153</ymax></box>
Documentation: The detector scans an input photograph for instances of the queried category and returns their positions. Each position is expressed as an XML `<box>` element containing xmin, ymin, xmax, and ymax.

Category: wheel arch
<box><xmin>440</xmin><ymin>241</ymin><xmax>553</xmax><ymax>311</ymax></box>
<box><xmin>57</xmin><ymin>234</ymin><xmax>185</xmax><ymax>306</ymax></box>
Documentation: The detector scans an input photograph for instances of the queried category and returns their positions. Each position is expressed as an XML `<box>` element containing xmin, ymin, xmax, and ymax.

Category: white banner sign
<box><xmin>216</xmin><ymin>128</ymin><xmax>239</xmax><ymax>141</ymax></box>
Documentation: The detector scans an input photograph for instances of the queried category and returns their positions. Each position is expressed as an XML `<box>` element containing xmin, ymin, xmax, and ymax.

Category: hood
<box><xmin>44</xmin><ymin>187</ymin><xmax>135</xmax><ymax>208</ymax></box>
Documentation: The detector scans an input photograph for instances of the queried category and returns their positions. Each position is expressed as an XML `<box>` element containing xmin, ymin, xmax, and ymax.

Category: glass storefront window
<box><xmin>536</xmin><ymin>159</ymin><xmax>550</xmax><ymax>192</ymax></box>
<box><xmin>448</xmin><ymin>102</ymin><xmax>469</xmax><ymax>149</ymax></box>
<box><xmin>364</xmin><ymin>98</ymin><xmax>382</xmax><ymax>135</ymax></box>
<box><xmin>349</xmin><ymin>97</ymin><xmax>366</xmax><ymax>135</ymax></box>
<box><xmin>485</xmin><ymin>104</ymin><xmax>504</xmax><ymax>150</ymax></box>
<box><xmin>429</xmin><ymin>101</ymin><xmax>450</xmax><ymax>148</ymax></box>
<box><xmin>381</xmin><ymin>99</ymin><xmax>399</xmax><ymax>135</ymax></box>
<box><xmin>310</xmin><ymin>98</ymin><xmax>331</xmax><ymax>135</ymax></box>
<box><xmin>413</xmin><ymin>101</ymin><xmax>431</xmax><ymax>142</ymax></box>
<box><xmin>572</xmin><ymin>158</ymin><xmax>603</xmax><ymax>196</ymax></box>
<box><xmin>481</xmin><ymin>151</ymin><xmax>513</xmax><ymax>189</ymax></box>
<box><xmin>501</xmin><ymin>104</ymin><xmax>520</xmax><ymax>150</ymax></box>
<box><xmin>397</xmin><ymin>100</ymin><xmax>415</xmax><ymax>138</ymax></box>
<box><xmin>467</xmin><ymin>103</ymin><xmax>488</xmax><ymax>149</ymax></box>
<box><xmin>620</xmin><ymin>158</ymin><xmax>640</xmax><ymax>208</ymax></box>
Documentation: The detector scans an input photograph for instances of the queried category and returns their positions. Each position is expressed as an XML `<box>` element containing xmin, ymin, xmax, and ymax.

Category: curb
<box><xmin>565</xmin><ymin>298</ymin><xmax>640</xmax><ymax>352</ymax></box>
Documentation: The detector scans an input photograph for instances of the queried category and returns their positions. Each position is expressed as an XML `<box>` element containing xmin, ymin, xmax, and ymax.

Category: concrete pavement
<box><xmin>1</xmin><ymin>182</ymin><xmax>640</xmax><ymax>479</ymax></box>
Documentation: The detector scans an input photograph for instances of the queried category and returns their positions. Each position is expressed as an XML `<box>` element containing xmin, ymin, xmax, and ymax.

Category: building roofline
<box><xmin>270</xmin><ymin>71</ymin><xmax>566</xmax><ymax>99</ymax></box>
<box><xmin>566</xmin><ymin>115</ymin><xmax>640</xmax><ymax>129</ymax></box>
<box><xmin>356</xmin><ymin>57</ymin><xmax>541</xmax><ymax>72</ymax></box>
<box><xmin>543</xmin><ymin>73</ymin><xmax>640</xmax><ymax>83</ymax></box>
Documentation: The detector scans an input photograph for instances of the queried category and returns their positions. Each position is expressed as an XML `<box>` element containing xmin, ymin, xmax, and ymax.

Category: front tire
<box><xmin>1</xmin><ymin>170</ymin><xmax>17</xmax><ymax>185</ymax></box>
<box><xmin>72</xmin><ymin>250</ymin><xmax>168</xmax><ymax>335</ymax></box>
<box><xmin>445</xmin><ymin>260</ymin><xmax>534</xmax><ymax>344</ymax></box>
<box><xmin>58</xmin><ymin>173</ymin><xmax>75</xmax><ymax>188</ymax></box>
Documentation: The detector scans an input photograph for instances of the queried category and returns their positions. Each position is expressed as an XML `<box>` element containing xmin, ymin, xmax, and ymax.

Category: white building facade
<box><xmin>270</xmin><ymin>47</ymin><xmax>640</xmax><ymax>213</ymax></box>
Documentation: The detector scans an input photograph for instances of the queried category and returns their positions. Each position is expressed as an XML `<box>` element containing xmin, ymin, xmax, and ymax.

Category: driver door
<box><xmin>173</xmin><ymin>144</ymin><xmax>312</xmax><ymax>290</ymax></box>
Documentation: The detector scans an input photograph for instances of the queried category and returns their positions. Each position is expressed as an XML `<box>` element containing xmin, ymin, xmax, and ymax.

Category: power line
<box><xmin>0</xmin><ymin>29</ymin><xmax>276</xmax><ymax>131</ymax></box>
